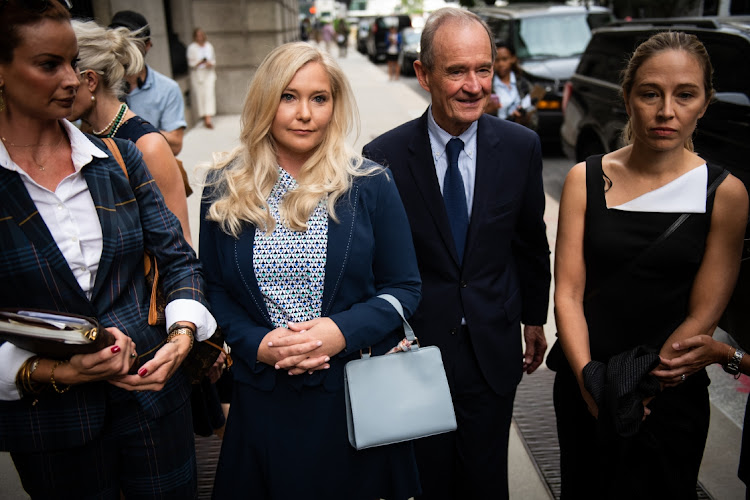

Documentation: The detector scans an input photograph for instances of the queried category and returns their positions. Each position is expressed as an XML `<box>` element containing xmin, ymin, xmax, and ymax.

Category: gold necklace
<box><xmin>1</xmin><ymin>135</ymin><xmax>61</xmax><ymax>148</ymax></box>
<box><xmin>1</xmin><ymin>135</ymin><xmax>64</xmax><ymax>171</ymax></box>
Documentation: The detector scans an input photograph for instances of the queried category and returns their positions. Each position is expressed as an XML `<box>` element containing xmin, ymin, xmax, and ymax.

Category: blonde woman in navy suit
<box><xmin>200</xmin><ymin>42</ymin><xmax>422</xmax><ymax>499</ymax></box>
<box><xmin>0</xmin><ymin>1</ymin><xmax>215</xmax><ymax>497</ymax></box>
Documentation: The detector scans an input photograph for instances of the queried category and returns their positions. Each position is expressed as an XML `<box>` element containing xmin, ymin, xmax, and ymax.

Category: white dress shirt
<box><xmin>0</xmin><ymin>120</ymin><xmax>215</xmax><ymax>400</ymax></box>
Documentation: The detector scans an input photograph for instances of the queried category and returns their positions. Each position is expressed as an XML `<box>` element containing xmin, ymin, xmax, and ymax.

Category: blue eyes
<box><xmin>280</xmin><ymin>93</ymin><xmax>328</xmax><ymax>104</ymax></box>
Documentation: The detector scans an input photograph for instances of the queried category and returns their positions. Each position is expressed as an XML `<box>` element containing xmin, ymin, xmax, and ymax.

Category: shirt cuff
<box><xmin>0</xmin><ymin>343</ymin><xmax>34</xmax><ymax>401</ymax></box>
<box><xmin>165</xmin><ymin>299</ymin><xmax>217</xmax><ymax>342</ymax></box>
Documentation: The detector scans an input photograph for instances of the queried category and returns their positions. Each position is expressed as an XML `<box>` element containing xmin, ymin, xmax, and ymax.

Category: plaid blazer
<box><xmin>0</xmin><ymin>136</ymin><xmax>208</xmax><ymax>452</ymax></box>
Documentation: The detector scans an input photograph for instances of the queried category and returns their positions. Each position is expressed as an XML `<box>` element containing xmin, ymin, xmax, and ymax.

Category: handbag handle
<box><xmin>371</xmin><ymin>294</ymin><xmax>418</xmax><ymax>360</ymax></box>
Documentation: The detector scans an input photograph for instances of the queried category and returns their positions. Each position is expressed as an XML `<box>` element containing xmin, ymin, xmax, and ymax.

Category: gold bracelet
<box><xmin>167</xmin><ymin>325</ymin><xmax>195</xmax><ymax>351</ymax></box>
<box><xmin>16</xmin><ymin>356</ymin><xmax>43</xmax><ymax>396</ymax></box>
<box><xmin>50</xmin><ymin>360</ymin><xmax>71</xmax><ymax>394</ymax></box>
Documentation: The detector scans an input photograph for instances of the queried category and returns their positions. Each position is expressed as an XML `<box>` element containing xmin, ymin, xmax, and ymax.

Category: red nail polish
<box><xmin>138</xmin><ymin>368</ymin><xmax>148</xmax><ymax>377</ymax></box>
<box><xmin>111</xmin><ymin>346</ymin><xmax>121</xmax><ymax>354</ymax></box>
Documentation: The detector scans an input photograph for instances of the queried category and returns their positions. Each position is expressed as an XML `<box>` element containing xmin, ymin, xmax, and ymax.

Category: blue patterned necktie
<box><xmin>443</xmin><ymin>138</ymin><xmax>468</xmax><ymax>262</ymax></box>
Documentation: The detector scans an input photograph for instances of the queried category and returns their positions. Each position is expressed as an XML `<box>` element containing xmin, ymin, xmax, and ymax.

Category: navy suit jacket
<box><xmin>363</xmin><ymin>111</ymin><xmax>551</xmax><ymax>395</ymax></box>
<box><xmin>199</xmin><ymin>163</ymin><xmax>421</xmax><ymax>392</ymax></box>
<box><xmin>0</xmin><ymin>136</ymin><xmax>208</xmax><ymax>452</ymax></box>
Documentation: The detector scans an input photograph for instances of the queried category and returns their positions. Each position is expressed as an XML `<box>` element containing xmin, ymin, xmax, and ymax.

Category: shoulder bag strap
<box><xmin>102</xmin><ymin>138</ymin><xmax>128</xmax><ymax>179</ymax></box>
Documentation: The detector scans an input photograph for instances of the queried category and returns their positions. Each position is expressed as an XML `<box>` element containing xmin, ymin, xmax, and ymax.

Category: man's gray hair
<box><xmin>419</xmin><ymin>8</ymin><xmax>496</xmax><ymax>71</ymax></box>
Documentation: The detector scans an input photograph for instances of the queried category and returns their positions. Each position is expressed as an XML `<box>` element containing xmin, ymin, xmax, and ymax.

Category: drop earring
<box><xmin>91</xmin><ymin>95</ymin><xmax>96</xmax><ymax>104</ymax></box>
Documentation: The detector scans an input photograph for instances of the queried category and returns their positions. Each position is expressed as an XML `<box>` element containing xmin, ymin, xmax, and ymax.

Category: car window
<box><xmin>701</xmin><ymin>35</ymin><xmax>750</xmax><ymax>97</ymax></box>
<box><xmin>516</xmin><ymin>14</ymin><xmax>596</xmax><ymax>59</ymax></box>
<box><xmin>403</xmin><ymin>30</ymin><xmax>421</xmax><ymax>45</ymax></box>
<box><xmin>486</xmin><ymin>17</ymin><xmax>511</xmax><ymax>44</ymax></box>
<box><xmin>577</xmin><ymin>33</ymin><xmax>646</xmax><ymax>84</ymax></box>
<box><xmin>378</xmin><ymin>16</ymin><xmax>411</xmax><ymax>30</ymax></box>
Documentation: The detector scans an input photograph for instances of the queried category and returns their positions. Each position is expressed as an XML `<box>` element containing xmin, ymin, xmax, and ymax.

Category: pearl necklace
<box><xmin>94</xmin><ymin>103</ymin><xmax>128</xmax><ymax>137</ymax></box>
<box><xmin>108</xmin><ymin>103</ymin><xmax>129</xmax><ymax>138</ymax></box>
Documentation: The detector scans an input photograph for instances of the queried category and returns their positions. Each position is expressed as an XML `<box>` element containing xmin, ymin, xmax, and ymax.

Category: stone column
<box><xmin>191</xmin><ymin>0</ymin><xmax>300</xmax><ymax>115</ymax></box>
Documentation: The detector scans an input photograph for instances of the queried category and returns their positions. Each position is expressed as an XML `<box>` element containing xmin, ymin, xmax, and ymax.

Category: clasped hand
<box><xmin>257</xmin><ymin>317</ymin><xmax>346</xmax><ymax>376</ymax></box>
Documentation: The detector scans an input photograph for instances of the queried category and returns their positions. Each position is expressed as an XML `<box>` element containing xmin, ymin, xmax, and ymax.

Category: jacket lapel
<box><xmin>0</xmin><ymin>169</ymin><xmax>90</xmax><ymax>307</ymax></box>
<box><xmin>465</xmin><ymin>115</ymin><xmax>503</xmax><ymax>256</ymax></box>
<box><xmin>84</xmin><ymin>163</ymin><xmax>120</xmax><ymax>302</ymax></box>
<box><xmin>321</xmin><ymin>184</ymin><xmax>358</xmax><ymax>315</ymax></box>
<box><xmin>409</xmin><ymin>112</ymin><xmax>461</xmax><ymax>265</ymax></box>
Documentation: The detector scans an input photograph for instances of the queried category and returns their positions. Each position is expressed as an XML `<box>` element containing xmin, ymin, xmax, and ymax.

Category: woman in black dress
<box><xmin>553</xmin><ymin>31</ymin><xmax>748</xmax><ymax>499</ymax></box>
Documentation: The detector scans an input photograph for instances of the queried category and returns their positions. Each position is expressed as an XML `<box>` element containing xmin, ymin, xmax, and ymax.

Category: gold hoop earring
<box><xmin>0</xmin><ymin>88</ymin><xmax>5</xmax><ymax>113</ymax></box>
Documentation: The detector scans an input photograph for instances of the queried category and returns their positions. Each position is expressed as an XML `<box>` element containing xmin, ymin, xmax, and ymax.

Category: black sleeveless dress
<box><xmin>553</xmin><ymin>155</ymin><xmax>724</xmax><ymax>500</ymax></box>
<box><xmin>112</xmin><ymin>115</ymin><xmax>160</xmax><ymax>143</ymax></box>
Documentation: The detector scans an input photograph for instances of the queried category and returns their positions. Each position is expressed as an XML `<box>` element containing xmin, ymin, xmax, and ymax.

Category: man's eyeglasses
<box><xmin>1</xmin><ymin>0</ymin><xmax>73</xmax><ymax>12</ymax></box>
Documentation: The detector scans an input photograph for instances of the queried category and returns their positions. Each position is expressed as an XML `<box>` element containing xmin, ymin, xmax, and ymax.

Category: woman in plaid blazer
<box><xmin>0</xmin><ymin>2</ymin><xmax>215</xmax><ymax>497</ymax></box>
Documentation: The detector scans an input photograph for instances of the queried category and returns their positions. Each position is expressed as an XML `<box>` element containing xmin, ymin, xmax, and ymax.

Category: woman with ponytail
<box><xmin>69</xmin><ymin>19</ymin><xmax>192</xmax><ymax>245</ymax></box>
<box><xmin>552</xmin><ymin>31</ymin><xmax>748</xmax><ymax>499</ymax></box>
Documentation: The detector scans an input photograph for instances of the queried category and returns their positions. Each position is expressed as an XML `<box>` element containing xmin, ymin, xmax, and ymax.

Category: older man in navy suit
<box><xmin>363</xmin><ymin>8</ymin><xmax>551</xmax><ymax>499</ymax></box>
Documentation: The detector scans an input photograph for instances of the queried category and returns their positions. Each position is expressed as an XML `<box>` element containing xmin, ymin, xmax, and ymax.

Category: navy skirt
<box><xmin>213</xmin><ymin>372</ymin><xmax>421</xmax><ymax>500</ymax></box>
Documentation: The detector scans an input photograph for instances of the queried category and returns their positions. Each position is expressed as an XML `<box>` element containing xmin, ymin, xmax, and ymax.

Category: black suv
<box><xmin>471</xmin><ymin>3</ymin><xmax>613</xmax><ymax>143</ymax></box>
<box><xmin>366</xmin><ymin>15</ymin><xmax>412</xmax><ymax>62</ymax></box>
<box><xmin>561</xmin><ymin>17</ymin><xmax>750</xmax><ymax>186</ymax></box>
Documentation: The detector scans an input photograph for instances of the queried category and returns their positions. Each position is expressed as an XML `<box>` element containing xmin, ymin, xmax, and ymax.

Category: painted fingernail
<box><xmin>308</xmin><ymin>370</ymin><xmax>313</xmax><ymax>375</ymax></box>
<box><xmin>138</xmin><ymin>368</ymin><xmax>148</xmax><ymax>377</ymax></box>
<box><xmin>274</xmin><ymin>364</ymin><xmax>280</xmax><ymax>370</ymax></box>
<box><xmin>111</xmin><ymin>346</ymin><xmax>121</xmax><ymax>354</ymax></box>
<box><xmin>268</xmin><ymin>342</ymin><xmax>274</xmax><ymax>346</ymax></box>
<box><xmin>324</xmin><ymin>356</ymin><xmax>330</xmax><ymax>362</ymax></box>
<box><xmin>316</xmin><ymin>341</ymin><xmax>323</xmax><ymax>346</ymax></box>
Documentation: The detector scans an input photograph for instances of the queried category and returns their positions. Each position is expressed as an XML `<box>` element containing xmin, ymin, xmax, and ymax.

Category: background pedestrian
<box><xmin>187</xmin><ymin>27</ymin><xmax>217</xmax><ymax>129</ymax></box>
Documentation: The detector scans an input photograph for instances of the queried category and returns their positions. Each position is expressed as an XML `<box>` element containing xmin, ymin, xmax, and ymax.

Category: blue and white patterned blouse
<box><xmin>254</xmin><ymin>167</ymin><xmax>328</xmax><ymax>328</ymax></box>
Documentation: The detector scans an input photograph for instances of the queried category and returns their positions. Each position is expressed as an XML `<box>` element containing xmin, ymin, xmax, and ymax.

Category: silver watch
<box><xmin>724</xmin><ymin>348</ymin><xmax>745</xmax><ymax>376</ymax></box>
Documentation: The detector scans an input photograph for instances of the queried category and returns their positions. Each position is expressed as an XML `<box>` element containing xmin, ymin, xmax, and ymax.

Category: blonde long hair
<box><xmin>205</xmin><ymin>42</ymin><xmax>376</xmax><ymax>237</ymax></box>
<box><xmin>71</xmin><ymin>20</ymin><xmax>144</xmax><ymax>100</ymax></box>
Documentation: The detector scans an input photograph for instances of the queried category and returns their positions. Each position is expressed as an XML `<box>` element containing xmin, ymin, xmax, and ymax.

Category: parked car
<box><xmin>471</xmin><ymin>3</ymin><xmax>613</xmax><ymax>143</ymax></box>
<box><xmin>560</xmin><ymin>17</ymin><xmax>750</xmax><ymax>187</ymax></box>
<box><xmin>356</xmin><ymin>17</ymin><xmax>372</xmax><ymax>54</ymax></box>
<box><xmin>398</xmin><ymin>27</ymin><xmax>421</xmax><ymax>76</ymax></box>
<box><xmin>366</xmin><ymin>14</ymin><xmax>412</xmax><ymax>62</ymax></box>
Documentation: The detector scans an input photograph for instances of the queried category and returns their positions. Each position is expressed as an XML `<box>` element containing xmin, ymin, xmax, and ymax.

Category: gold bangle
<box><xmin>167</xmin><ymin>326</ymin><xmax>194</xmax><ymax>351</ymax></box>
<box><xmin>16</xmin><ymin>356</ymin><xmax>43</xmax><ymax>396</ymax></box>
<box><xmin>50</xmin><ymin>360</ymin><xmax>71</xmax><ymax>394</ymax></box>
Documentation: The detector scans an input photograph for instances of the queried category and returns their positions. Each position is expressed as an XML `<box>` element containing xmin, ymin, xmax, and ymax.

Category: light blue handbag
<box><xmin>343</xmin><ymin>294</ymin><xmax>457</xmax><ymax>450</ymax></box>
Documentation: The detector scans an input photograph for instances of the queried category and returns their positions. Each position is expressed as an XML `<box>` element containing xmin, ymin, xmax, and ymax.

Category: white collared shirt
<box><xmin>0</xmin><ymin>120</ymin><xmax>216</xmax><ymax>400</ymax></box>
<box><xmin>426</xmin><ymin>107</ymin><xmax>478</xmax><ymax>217</ymax></box>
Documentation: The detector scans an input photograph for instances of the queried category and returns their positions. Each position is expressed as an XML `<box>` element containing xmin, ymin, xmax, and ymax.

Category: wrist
<box><xmin>167</xmin><ymin>322</ymin><xmax>195</xmax><ymax>355</ymax></box>
<box><xmin>723</xmin><ymin>346</ymin><xmax>745</xmax><ymax>377</ymax></box>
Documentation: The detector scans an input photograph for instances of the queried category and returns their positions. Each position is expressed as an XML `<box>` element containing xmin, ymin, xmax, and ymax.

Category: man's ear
<box><xmin>414</xmin><ymin>60</ymin><xmax>431</xmax><ymax>94</ymax></box>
